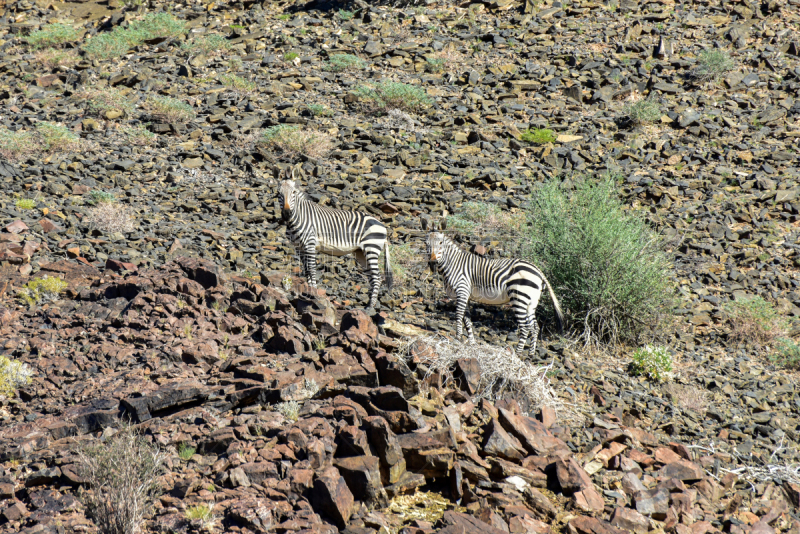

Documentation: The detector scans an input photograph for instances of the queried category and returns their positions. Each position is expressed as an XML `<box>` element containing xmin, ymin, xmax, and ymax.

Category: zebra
<box><xmin>427</xmin><ymin>231</ymin><xmax>563</xmax><ymax>356</ymax></box>
<box><xmin>279</xmin><ymin>174</ymin><xmax>393</xmax><ymax>308</ymax></box>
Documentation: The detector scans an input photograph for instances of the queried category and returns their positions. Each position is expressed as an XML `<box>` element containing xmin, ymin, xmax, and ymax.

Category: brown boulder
<box><xmin>311</xmin><ymin>468</ymin><xmax>355</xmax><ymax>529</ymax></box>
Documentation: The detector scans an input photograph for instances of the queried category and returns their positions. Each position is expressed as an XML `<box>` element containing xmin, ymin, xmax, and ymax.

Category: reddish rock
<box><xmin>311</xmin><ymin>468</ymin><xmax>355</xmax><ymax>529</ymax></box>
<box><xmin>632</xmin><ymin>488</ymin><xmax>669</xmax><ymax>519</ymax></box>
<box><xmin>6</xmin><ymin>220</ymin><xmax>28</xmax><ymax>234</ymax></box>
<box><xmin>333</xmin><ymin>455</ymin><xmax>387</xmax><ymax>507</ymax></box>
<box><xmin>440</xmin><ymin>511</ymin><xmax>508</xmax><ymax>534</ymax></box>
<box><xmin>339</xmin><ymin>309</ymin><xmax>378</xmax><ymax>337</ymax></box>
<box><xmin>484</xmin><ymin>418</ymin><xmax>526</xmax><ymax>461</ymax></box>
<box><xmin>227</xmin><ymin>499</ymin><xmax>280</xmax><ymax>532</ymax></box>
<box><xmin>657</xmin><ymin>459</ymin><xmax>704</xmax><ymax>482</ymax></box>
<box><xmin>498</xmin><ymin>408</ymin><xmax>570</xmax><ymax>457</ymax></box>
<box><xmin>573</xmin><ymin>487</ymin><xmax>605</xmax><ymax>513</ymax></box>
<box><xmin>555</xmin><ymin>457</ymin><xmax>595</xmax><ymax>495</ymax></box>
<box><xmin>655</xmin><ymin>447</ymin><xmax>683</xmax><ymax>464</ymax></box>
<box><xmin>567</xmin><ymin>516</ymin><xmax>627</xmax><ymax>534</ymax></box>
<box><xmin>38</xmin><ymin>218</ymin><xmax>60</xmax><ymax>233</ymax></box>
<box><xmin>610</xmin><ymin>507</ymin><xmax>650</xmax><ymax>534</ymax></box>
<box><xmin>1</xmin><ymin>501</ymin><xmax>26</xmax><ymax>522</ymax></box>
<box><xmin>509</xmin><ymin>514</ymin><xmax>551</xmax><ymax>534</ymax></box>
<box><xmin>628</xmin><ymin>449</ymin><xmax>656</xmax><ymax>466</ymax></box>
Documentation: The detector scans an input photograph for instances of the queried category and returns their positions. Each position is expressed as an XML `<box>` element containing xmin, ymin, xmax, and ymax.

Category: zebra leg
<box><xmin>304</xmin><ymin>243</ymin><xmax>318</xmax><ymax>287</ymax></box>
<box><xmin>528</xmin><ymin>319</ymin><xmax>540</xmax><ymax>357</ymax></box>
<box><xmin>516</xmin><ymin>317</ymin><xmax>530</xmax><ymax>355</ymax></box>
<box><xmin>455</xmin><ymin>292</ymin><xmax>472</xmax><ymax>342</ymax></box>
<box><xmin>464</xmin><ymin>314</ymin><xmax>476</xmax><ymax>344</ymax></box>
<box><xmin>364</xmin><ymin>249</ymin><xmax>382</xmax><ymax>308</ymax></box>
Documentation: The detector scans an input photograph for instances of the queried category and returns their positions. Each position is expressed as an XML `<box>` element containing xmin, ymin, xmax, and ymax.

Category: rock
<box><xmin>567</xmin><ymin>516</ymin><xmax>627</xmax><ymax>534</ymax></box>
<box><xmin>657</xmin><ymin>460</ymin><xmax>704</xmax><ymax>482</ymax></box>
<box><xmin>483</xmin><ymin>418</ymin><xmax>526</xmax><ymax>461</ymax></box>
<box><xmin>333</xmin><ymin>456</ymin><xmax>388</xmax><ymax>507</ymax></box>
<box><xmin>610</xmin><ymin>507</ymin><xmax>650</xmax><ymax>534</ymax></box>
<box><xmin>311</xmin><ymin>468</ymin><xmax>355</xmax><ymax>529</ymax></box>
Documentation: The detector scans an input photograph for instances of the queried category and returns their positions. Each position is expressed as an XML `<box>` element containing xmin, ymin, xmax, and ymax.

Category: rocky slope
<box><xmin>1</xmin><ymin>0</ymin><xmax>800</xmax><ymax>532</ymax></box>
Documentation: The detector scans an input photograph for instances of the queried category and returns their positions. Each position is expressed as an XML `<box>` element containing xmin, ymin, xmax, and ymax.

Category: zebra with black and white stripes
<box><xmin>427</xmin><ymin>232</ymin><xmax>563</xmax><ymax>356</ymax></box>
<box><xmin>279</xmin><ymin>177</ymin><xmax>393</xmax><ymax>308</ymax></box>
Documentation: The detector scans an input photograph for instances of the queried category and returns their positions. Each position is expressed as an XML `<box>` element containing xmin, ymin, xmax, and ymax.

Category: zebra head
<box><xmin>427</xmin><ymin>231</ymin><xmax>448</xmax><ymax>270</ymax></box>
<box><xmin>279</xmin><ymin>179</ymin><xmax>299</xmax><ymax>220</ymax></box>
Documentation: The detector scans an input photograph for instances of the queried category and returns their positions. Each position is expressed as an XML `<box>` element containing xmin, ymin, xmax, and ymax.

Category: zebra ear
<box><xmin>440</xmin><ymin>218</ymin><xmax>447</xmax><ymax>231</ymax></box>
<box><xmin>421</xmin><ymin>217</ymin><xmax>428</xmax><ymax>231</ymax></box>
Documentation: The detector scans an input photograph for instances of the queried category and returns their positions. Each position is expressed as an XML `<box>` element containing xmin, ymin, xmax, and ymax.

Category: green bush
<box><xmin>283</xmin><ymin>52</ymin><xmax>299</xmax><ymax>62</ymax></box>
<box><xmin>307</xmin><ymin>103</ymin><xmax>333</xmax><ymax>117</ymax></box>
<box><xmin>15</xmin><ymin>198</ymin><xmax>36</xmax><ymax>210</ymax></box>
<box><xmin>36</xmin><ymin>122</ymin><xmax>80</xmax><ymax>152</ymax></box>
<box><xmin>25</xmin><ymin>23</ymin><xmax>79</xmax><ymax>49</ymax></box>
<box><xmin>143</xmin><ymin>95</ymin><xmax>195</xmax><ymax>124</ymax></box>
<box><xmin>446</xmin><ymin>201</ymin><xmax>523</xmax><ymax>236</ymax></box>
<box><xmin>177</xmin><ymin>443</ymin><xmax>196</xmax><ymax>460</ymax></box>
<box><xmin>276</xmin><ymin>400</ymin><xmax>300</xmax><ymax>421</ymax></box>
<box><xmin>522</xmin><ymin>175</ymin><xmax>674</xmax><ymax>344</ymax></box>
<box><xmin>259</xmin><ymin>125</ymin><xmax>333</xmax><ymax>160</ymax></box>
<box><xmin>337</xmin><ymin>9</ymin><xmax>356</xmax><ymax>20</ymax></box>
<box><xmin>218</xmin><ymin>74</ymin><xmax>256</xmax><ymax>94</ymax></box>
<box><xmin>324</xmin><ymin>53</ymin><xmax>367</xmax><ymax>72</ymax></box>
<box><xmin>185</xmin><ymin>504</ymin><xmax>214</xmax><ymax>525</ymax></box>
<box><xmin>83</xmin><ymin>12</ymin><xmax>186</xmax><ymax>60</ymax></box>
<box><xmin>694</xmin><ymin>49</ymin><xmax>734</xmax><ymax>81</ymax></box>
<box><xmin>771</xmin><ymin>338</ymin><xmax>800</xmax><ymax>369</ymax></box>
<box><xmin>181</xmin><ymin>33</ymin><xmax>231</xmax><ymax>55</ymax></box>
<box><xmin>18</xmin><ymin>276</ymin><xmax>69</xmax><ymax>306</ymax></box>
<box><xmin>724</xmin><ymin>296</ymin><xmax>788</xmax><ymax>345</ymax></box>
<box><xmin>0</xmin><ymin>356</ymin><xmax>33</xmax><ymax>399</ymax></box>
<box><xmin>623</xmin><ymin>99</ymin><xmax>661</xmax><ymax>126</ymax></box>
<box><xmin>353</xmin><ymin>81</ymin><xmax>432</xmax><ymax>114</ymax></box>
<box><xmin>77</xmin><ymin>87</ymin><xmax>136</xmax><ymax>116</ymax></box>
<box><xmin>89</xmin><ymin>190</ymin><xmax>117</xmax><ymax>204</ymax></box>
<box><xmin>630</xmin><ymin>345</ymin><xmax>672</xmax><ymax>381</ymax></box>
<box><xmin>425</xmin><ymin>57</ymin><xmax>445</xmax><ymax>73</ymax></box>
<box><xmin>0</xmin><ymin>128</ymin><xmax>37</xmax><ymax>161</ymax></box>
<box><xmin>520</xmin><ymin>128</ymin><xmax>556</xmax><ymax>144</ymax></box>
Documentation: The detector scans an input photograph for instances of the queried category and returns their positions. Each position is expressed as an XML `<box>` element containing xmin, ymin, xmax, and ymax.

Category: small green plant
<box><xmin>15</xmin><ymin>198</ymin><xmax>36</xmax><ymax>210</ymax></box>
<box><xmin>623</xmin><ymin>99</ymin><xmax>661</xmax><ymax>126</ymax></box>
<box><xmin>446</xmin><ymin>201</ymin><xmax>524</xmax><ymax>236</ymax></box>
<box><xmin>76</xmin><ymin>87</ymin><xmax>136</xmax><ymax>117</ymax></box>
<box><xmin>276</xmin><ymin>400</ymin><xmax>300</xmax><ymax>421</ymax></box>
<box><xmin>89</xmin><ymin>190</ymin><xmax>117</xmax><ymax>204</ymax></box>
<box><xmin>425</xmin><ymin>57</ymin><xmax>445</xmax><ymax>73</ymax></box>
<box><xmin>302</xmin><ymin>378</ymin><xmax>319</xmax><ymax>397</ymax></box>
<box><xmin>694</xmin><ymin>49</ymin><xmax>734</xmax><ymax>82</ymax></box>
<box><xmin>25</xmin><ymin>23</ymin><xmax>79</xmax><ymax>49</ymax></box>
<box><xmin>177</xmin><ymin>443</ymin><xmax>196</xmax><ymax>461</ymax></box>
<box><xmin>630</xmin><ymin>345</ymin><xmax>672</xmax><ymax>382</ymax></box>
<box><xmin>283</xmin><ymin>51</ymin><xmax>299</xmax><ymax>62</ymax></box>
<box><xmin>313</xmin><ymin>336</ymin><xmax>326</xmax><ymax>351</ymax></box>
<box><xmin>37</xmin><ymin>122</ymin><xmax>81</xmax><ymax>153</ymax></box>
<box><xmin>353</xmin><ymin>81</ymin><xmax>433</xmax><ymax>114</ymax></box>
<box><xmin>144</xmin><ymin>95</ymin><xmax>195</xmax><ymax>124</ymax></box>
<box><xmin>181</xmin><ymin>33</ymin><xmax>231</xmax><ymax>55</ymax></box>
<box><xmin>85</xmin><ymin>202</ymin><xmax>136</xmax><ymax>234</ymax></box>
<box><xmin>122</xmin><ymin>124</ymin><xmax>156</xmax><ymax>146</ymax></box>
<box><xmin>724</xmin><ymin>296</ymin><xmax>788</xmax><ymax>345</ymax></box>
<box><xmin>281</xmin><ymin>275</ymin><xmax>293</xmax><ymax>291</ymax></box>
<box><xmin>83</xmin><ymin>12</ymin><xmax>187</xmax><ymax>60</ymax></box>
<box><xmin>771</xmin><ymin>338</ymin><xmax>800</xmax><ymax>369</ymax></box>
<box><xmin>337</xmin><ymin>9</ymin><xmax>356</xmax><ymax>20</ymax></box>
<box><xmin>184</xmin><ymin>324</ymin><xmax>193</xmax><ymax>340</ymax></box>
<box><xmin>307</xmin><ymin>104</ymin><xmax>333</xmax><ymax>117</ymax></box>
<box><xmin>277</xmin><ymin>14</ymin><xmax>290</xmax><ymax>21</ymax></box>
<box><xmin>0</xmin><ymin>128</ymin><xmax>37</xmax><ymax>162</ymax></box>
<box><xmin>324</xmin><ymin>53</ymin><xmax>367</xmax><ymax>72</ymax></box>
<box><xmin>259</xmin><ymin>125</ymin><xmax>333</xmax><ymax>161</ymax></box>
<box><xmin>33</xmin><ymin>48</ymin><xmax>79</xmax><ymax>69</ymax></box>
<box><xmin>0</xmin><ymin>356</ymin><xmax>34</xmax><ymax>399</ymax></box>
<box><xmin>185</xmin><ymin>504</ymin><xmax>215</xmax><ymax>526</ymax></box>
<box><xmin>18</xmin><ymin>276</ymin><xmax>69</xmax><ymax>306</ymax></box>
<box><xmin>218</xmin><ymin>74</ymin><xmax>256</xmax><ymax>95</ymax></box>
<box><xmin>520</xmin><ymin>128</ymin><xmax>556</xmax><ymax>145</ymax></box>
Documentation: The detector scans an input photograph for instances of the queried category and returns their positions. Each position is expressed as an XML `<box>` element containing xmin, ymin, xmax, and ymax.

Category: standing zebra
<box><xmin>279</xmin><ymin>176</ymin><xmax>393</xmax><ymax>308</ymax></box>
<box><xmin>427</xmin><ymin>232</ymin><xmax>563</xmax><ymax>356</ymax></box>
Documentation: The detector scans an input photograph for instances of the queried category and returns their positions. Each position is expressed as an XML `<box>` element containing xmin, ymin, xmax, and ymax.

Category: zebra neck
<box><xmin>439</xmin><ymin>243</ymin><xmax>468</xmax><ymax>275</ymax></box>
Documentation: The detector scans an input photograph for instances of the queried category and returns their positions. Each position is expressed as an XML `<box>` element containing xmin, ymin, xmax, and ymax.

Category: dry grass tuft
<box><xmin>33</xmin><ymin>48</ymin><xmax>79</xmax><ymax>69</ymax></box>
<box><xmin>143</xmin><ymin>95</ymin><xmax>195</xmax><ymax>124</ymax></box>
<box><xmin>665</xmin><ymin>383</ymin><xmax>709</xmax><ymax>414</ymax></box>
<box><xmin>258</xmin><ymin>125</ymin><xmax>333</xmax><ymax>161</ymax></box>
<box><xmin>85</xmin><ymin>202</ymin><xmax>136</xmax><ymax>234</ymax></box>
<box><xmin>724</xmin><ymin>296</ymin><xmax>789</xmax><ymax>346</ymax></box>
<box><xmin>399</xmin><ymin>335</ymin><xmax>576</xmax><ymax>421</ymax></box>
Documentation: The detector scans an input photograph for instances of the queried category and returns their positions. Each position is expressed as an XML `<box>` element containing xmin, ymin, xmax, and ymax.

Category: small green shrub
<box><xmin>83</xmin><ymin>13</ymin><xmax>187</xmax><ymax>60</ymax></box>
<box><xmin>85</xmin><ymin>202</ymin><xmax>136</xmax><ymax>234</ymax></box>
<box><xmin>276</xmin><ymin>400</ymin><xmax>300</xmax><ymax>421</ymax></box>
<box><xmin>177</xmin><ymin>443</ymin><xmax>196</xmax><ymax>460</ymax></box>
<box><xmin>76</xmin><ymin>87</ymin><xmax>135</xmax><ymax>116</ymax></box>
<box><xmin>37</xmin><ymin>122</ymin><xmax>81</xmax><ymax>152</ymax></box>
<box><xmin>277</xmin><ymin>14</ymin><xmax>291</xmax><ymax>21</ymax></box>
<box><xmin>623</xmin><ymin>99</ymin><xmax>661</xmax><ymax>126</ymax></box>
<box><xmin>630</xmin><ymin>345</ymin><xmax>672</xmax><ymax>381</ymax></box>
<box><xmin>259</xmin><ymin>125</ymin><xmax>333</xmax><ymax>161</ymax></box>
<box><xmin>523</xmin><ymin>175</ymin><xmax>674</xmax><ymax>344</ymax></box>
<box><xmin>353</xmin><ymin>81</ymin><xmax>432</xmax><ymax>114</ymax></box>
<box><xmin>143</xmin><ymin>95</ymin><xmax>195</xmax><ymax>124</ymax></box>
<box><xmin>18</xmin><ymin>276</ymin><xmax>69</xmax><ymax>306</ymax></box>
<box><xmin>520</xmin><ymin>128</ymin><xmax>556</xmax><ymax>144</ymax></box>
<box><xmin>446</xmin><ymin>201</ymin><xmax>523</xmax><ymax>236</ymax></box>
<box><xmin>15</xmin><ymin>198</ymin><xmax>36</xmax><ymax>210</ymax></box>
<box><xmin>337</xmin><ymin>9</ymin><xmax>356</xmax><ymax>20</ymax></box>
<box><xmin>307</xmin><ymin>104</ymin><xmax>333</xmax><ymax>117</ymax></box>
<box><xmin>725</xmin><ymin>296</ymin><xmax>788</xmax><ymax>345</ymax></box>
<box><xmin>324</xmin><ymin>53</ymin><xmax>367</xmax><ymax>72</ymax></box>
<box><xmin>25</xmin><ymin>23</ymin><xmax>79</xmax><ymax>49</ymax></box>
<box><xmin>122</xmin><ymin>124</ymin><xmax>156</xmax><ymax>146</ymax></box>
<box><xmin>771</xmin><ymin>338</ymin><xmax>800</xmax><ymax>369</ymax></box>
<box><xmin>0</xmin><ymin>356</ymin><xmax>34</xmax><ymax>399</ymax></box>
<box><xmin>181</xmin><ymin>33</ymin><xmax>231</xmax><ymax>55</ymax></box>
<box><xmin>283</xmin><ymin>52</ymin><xmax>299</xmax><ymax>62</ymax></box>
<box><xmin>425</xmin><ymin>57</ymin><xmax>445</xmax><ymax>73</ymax></box>
<box><xmin>185</xmin><ymin>504</ymin><xmax>214</xmax><ymax>524</ymax></box>
<box><xmin>34</xmin><ymin>48</ymin><xmax>80</xmax><ymax>69</ymax></box>
<box><xmin>694</xmin><ymin>49</ymin><xmax>734</xmax><ymax>81</ymax></box>
<box><xmin>218</xmin><ymin>74</ymin><xmax>256</xmax><ymax>95</ymax></box>
<box><xmin>89</xmin><ymin>190</ymin><xmax>117</xmax><ymax>204</ymax></box>
<box><xmin>0</xmin><ymin>128</ymin><xmax>37</xmax><ymax>161</ymax></box>
<box><xmin>281</xmin><ymin>275</ymin><xmax>293</xmax><ymax>291</ymax></box>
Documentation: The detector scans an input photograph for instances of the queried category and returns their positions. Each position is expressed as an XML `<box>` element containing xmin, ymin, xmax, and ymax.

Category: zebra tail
<box><xmin>384</xmin><ymin>241</ymin><xmax>394</xmax><ymax>290</ymax></box>
<box><xmin>542</xmin><ymin>273</ymin><xmax>564</xmax><ymax>333</ymax></box>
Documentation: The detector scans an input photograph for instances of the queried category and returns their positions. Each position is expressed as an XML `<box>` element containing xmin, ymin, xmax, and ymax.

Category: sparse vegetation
<box><xmin>83</xmin><ymin>12</ymin><xmax>187</xmax><ymax>60</ymax></box>
<box><xmin>76</xmin><ymin>425</ymin><xmax>165</xmax><ymax>534</ymax></box>
<box><xmin>523</xmin><ymin>175</ymin><xmax>674</xmax><ymax>345</ymax></box>
<box><xmin>276</xmin><ymin>400</ymin><xmax>301</xmax><ymax>421</ymax></box>
<box><xmin>0</xmin><ymin>128</ymin><xmax>38</xmax><ymax>162</ymax></box>
<box><xmin>15</xmin><ymin>198</ymin><xmax>36</xmax><ymax>210</ymax></box>
<box><xmin>85</xmin><ymin>201</ymin><xmax>137</xmax><ymax>234</ymax></box>
<box><xmin>185</xmin><ymin>504</ymin><xmax>215</xmax><ymax>527</ymax></box>
<box><xmin>353</xmin><ymin>81</ymin><xmax>432</xmax><ymax>114</ymax></box>
<box><xmin>630</xmin><ymin>345</ymin><xmax>673</xmax><ymax>382</ymax></box>
<box><xmin>283</xmin><ymin>52</ymin><xmax>299</xmax><ymax>62</ymax></box>
<box><xmin>218</xmin><ymin>74</ymin><xmax>256</xmax><ymax>96</ymax></box>
<box><xmin>324</xmin><ymin>53</ymin><xmax>367</xmax><ymax>72</ymax></box>
<box><xmin>771</xmin><ymin>338</ymin><xmax>800</xmax><ymax>369</ymax></box>
<box><xmin>446</xmin><ymin>201</ymin><xmax>523</xmax><ymax>236</ymax></box>
<box><xmin>37</xmin><ymin>122</ymin><xmax>82</xmax><ymax>152</ymax></box>
<box><xmin>281</xmin><ymin>275</ymin><xmax>293</xmax><ymax>291</ymax></box>
<box><xmin>725</xmin><ymin>296</ymin><xmax>789</xmax><ymax>346</ymax></box>
<box><xmin>520</xmin><ymin>128</ymin><xmax>557</xmax><ymax>144</ymax></box>
<box><xmin>143</xmin><ymin>95</ymin><xmax>195</xmax><ymax>124</ymax></box>
<box><xmin>34</xmin><ymin>48</ymin><xmax>79</xmax><ymax>69</ymax></box>
<box><xmin>76</xmin><ymin>87</ymin><xmax>136</xmax><ymax>117</ymax></box>
<box><xmin>694</xmin><ymin>49</ymin><xmax>734</xmax><ymax>81</ymax></box>
<box><xmin>0</xmin><ymin>356</ymin><xmax>34</xmax><ymax>399</ymax></box>
<box><xmin>622</xmin><ymin>99</ymin><xmax>661</xmax><ymax>126</ymax></box>
<box><xmin>177</xmin><ymin>443</ymin><xmax>196</xmax><ymax>461</ymax></box>
<box><xmin>25</xmin><ymin>23</ymin><xmax>79</xmax><ymax>49</ymax></box>
<box><xmin>122</xmin><ymin>124</ymin><xmax>156</xmax><ymax>146</ymax></box>
<box><xmin>182</xmin><ymin>33</ymin><xmax>231</xmax><ymax>55</ymax></box>
<box><xmin>425</xmin><ymin>57</ymin><xmax>445</xmax><ymax>73</ymax></box>
<box><xmin>89</xmin><ymin>190</ymin><xmax>117</xmax><ymax>205</ymax></box>
<box><xmin>259</xmin><ymin>125</ymin><xmax>333</xmax><ymax>161</ymax></box>
<box><xmin>18</xmin><ymin>276</ymin><xmax>69</xmax><ymax>307</ymax></box>
<box><xmin>307</xmin><ymin>103</ymin><xmax>333</xmax><ymax>116</ymax></box>
<box><xmin>665</xmin><ymin>383</ymin><xmax>709</xmax><ymax>414</ymax></box>
<box><xmin>337</xmin><ymin>9</ymin><xmax>356</xmax><ymax>20</ymax></box>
